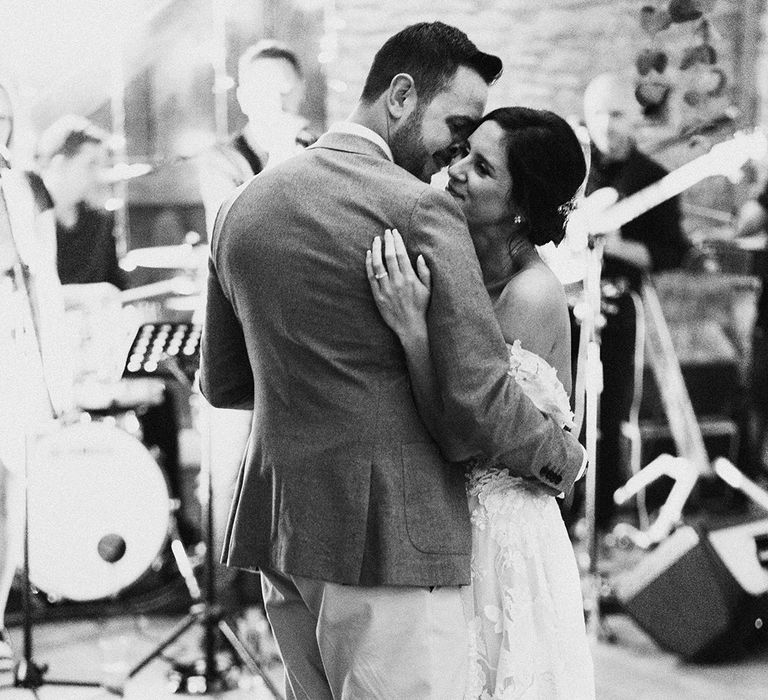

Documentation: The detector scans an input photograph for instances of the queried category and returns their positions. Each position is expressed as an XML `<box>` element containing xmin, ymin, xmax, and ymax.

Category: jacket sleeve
<box><xmin>406</xmin><ymin>187</ymin><xmax>585</xmax><ymax>495</ymax></box>
<box><xmin>199</xmin><ymin>195</ymin><xmax>255</xmax><ymax>410</ymax></box>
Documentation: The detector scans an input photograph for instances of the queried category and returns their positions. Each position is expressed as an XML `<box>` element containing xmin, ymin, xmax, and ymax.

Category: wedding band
<box><xmin>375</xmin><ymin>272</ymin><xmax>388</xmax><ymax>279</ymax></box>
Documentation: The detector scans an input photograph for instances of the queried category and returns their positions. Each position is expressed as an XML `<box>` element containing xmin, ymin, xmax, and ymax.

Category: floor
<box><xmin>3</xmin><ymin>473</ymin><xmax>767</xmax><ymax>699</ymax></box>
<box><xmin>0</xmin><ymin>612</ymin><xmax>283</xmax><ymax>699</ymax></box>
<box><xmin>0</xmin><ymin>606</ymin><xmax>766</xmax><ymax>699</ymax></box>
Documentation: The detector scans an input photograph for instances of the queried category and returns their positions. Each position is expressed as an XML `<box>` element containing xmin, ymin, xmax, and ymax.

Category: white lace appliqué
<box><xmin>462</xmin><ymin>344</ymin><xmax>594</xmax><ymax>700</ymax></box>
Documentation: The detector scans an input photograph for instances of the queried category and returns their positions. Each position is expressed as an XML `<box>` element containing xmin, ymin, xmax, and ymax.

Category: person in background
<box><xmin>36</xmin><ymin>115</ymin><xmax>196</xmax><ymax>545</ymax></box>
<box><xmin>35</xmin><ymin>115</ymin><xmax>126</xmax><ymax>292</ymax></box>
<box><xmin>583</xmin><ymin>72</ymin><xmax>691</xmax><ymax>281</ymax></box>
<box><xmin>735</xmin><ymin>186</ymin><xmax>768</xmax><ymax>479</ymax></box>
<box><xmin>197</xmin><ymin>39</ymin><xmax>316</xmax><ymax>235</ymax></box>
<box><xmin>0</xmin><ymin>78</ymin><xmax>74</xmax><ymax>669</ymax></box>
<box><xmin>581</xmin><ymin>72</ymin><xmax>691</xmax><ymax>529</ymax></box>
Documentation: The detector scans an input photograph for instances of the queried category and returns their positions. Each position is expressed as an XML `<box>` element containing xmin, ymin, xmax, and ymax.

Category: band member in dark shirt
<box><xmin>583</xmin><ymin>73</ymin><xmax>691</xmax><ymax>283</ymax></box>
<box><xmin>36</xmin><ymin>116</ymin><xmax>194</xmax><ymax>544</ymax></box>
<box><xmin>35</xmin><ymin>115</ymin><xmax>126</xmax><ymax>290</ymax></box>
<box><xmin>197</xmin><ymin>40</ymin><xmax>317</xmax><ymax>236</ymax></box>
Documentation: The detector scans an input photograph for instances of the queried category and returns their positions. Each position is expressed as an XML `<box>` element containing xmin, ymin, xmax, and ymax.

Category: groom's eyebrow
<box><xmin>447</xmin><ymin>116</ymin><xmax>478</xmax><ymax>139</ymax></box>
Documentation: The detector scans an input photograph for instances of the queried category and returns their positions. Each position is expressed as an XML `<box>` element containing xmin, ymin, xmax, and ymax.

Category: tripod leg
<box><xmin>217</xmin><ymin>618</ymin><xmax>283</xmax><ymax>700</ymax></box>
<box><xmin>119</xmin><ymin>609</ymin><xmax>202</xmax><ymax>686</ymax></box>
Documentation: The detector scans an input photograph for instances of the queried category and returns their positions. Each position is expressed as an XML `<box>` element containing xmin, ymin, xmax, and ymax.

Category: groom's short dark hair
<box><xmin>360</xmin><ymin>22</ymin><xmax>502</xmax><ymax>106</ymax></box>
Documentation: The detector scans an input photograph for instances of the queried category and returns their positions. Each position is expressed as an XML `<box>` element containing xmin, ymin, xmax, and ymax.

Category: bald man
<box><xmin>580</xmin><ymin>73</ymin><xmax>691</xmax><ymax>529</ymax></box>
<box><xmin>583</xmin><ymin>73</ymin><xmax>691</xmax><ymax>279</ymax></box>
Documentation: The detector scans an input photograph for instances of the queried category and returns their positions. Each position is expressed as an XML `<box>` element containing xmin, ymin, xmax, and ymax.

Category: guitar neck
<box><xmin>593</xmin><ymin>159</ymin><xmax>709</xmax><ymax>234</ymax></box>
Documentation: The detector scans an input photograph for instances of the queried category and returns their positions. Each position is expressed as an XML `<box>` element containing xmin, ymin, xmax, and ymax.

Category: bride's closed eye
<box><xmin>473</xmin><ymin>154</ymin><xmax>495</xmax><ymax>178</ymax></box>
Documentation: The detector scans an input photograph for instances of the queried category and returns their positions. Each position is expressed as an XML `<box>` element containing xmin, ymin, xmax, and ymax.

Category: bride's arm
<box><xmin>367</xmin><ymin>229</ymin><xmax>581</xmax><ymax>490</ymax></box>
<box><xmin>366</xmin><ymin>229</ymin><xmax>453</xmax><ymax>449</ymax></box>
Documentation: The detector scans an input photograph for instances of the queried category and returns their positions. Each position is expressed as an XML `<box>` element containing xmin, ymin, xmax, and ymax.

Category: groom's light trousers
<box><xmin>260</xmin><ymin>567</ymin><xmax>468</xmax><ymax>700</ymax></box>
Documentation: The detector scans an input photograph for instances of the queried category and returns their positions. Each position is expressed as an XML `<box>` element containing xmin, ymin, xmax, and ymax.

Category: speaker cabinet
<box><xmin>614</xmin><ymin>518</ymin><xmax>768</xmax><ymax>660</ymax></box>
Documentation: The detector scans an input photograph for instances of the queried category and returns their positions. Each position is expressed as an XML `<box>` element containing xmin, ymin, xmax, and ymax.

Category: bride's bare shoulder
<box><xmin>500</xmin><ymin>261</ymin><xmax>567</xmax><ymax>314</ymax></box>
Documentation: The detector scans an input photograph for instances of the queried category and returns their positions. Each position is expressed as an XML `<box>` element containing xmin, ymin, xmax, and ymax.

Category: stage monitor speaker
<box><xmin>614</xmin><ymin>517</ymin><xmax>768</xmax><ymax>661</ymax></box>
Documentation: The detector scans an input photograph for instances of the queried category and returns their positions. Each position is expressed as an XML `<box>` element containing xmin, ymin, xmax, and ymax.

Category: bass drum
<box><xmin>27</xmin><ymin>421</ymin><xmax>171</xmax><ymax>602</ymax></box>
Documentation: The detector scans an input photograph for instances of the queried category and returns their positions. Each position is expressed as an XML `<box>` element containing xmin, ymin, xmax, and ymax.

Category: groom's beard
<box><xmin>390</xmin><ymin>111</ymin><xmax>431</xmax><ymax>183</ymax></box>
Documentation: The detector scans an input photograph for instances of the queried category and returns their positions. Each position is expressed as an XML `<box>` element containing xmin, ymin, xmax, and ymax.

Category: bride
<box><xmin>366</xmin><ymin>106</ymin><xmax>595</xmax><ymax>699</ymax></box>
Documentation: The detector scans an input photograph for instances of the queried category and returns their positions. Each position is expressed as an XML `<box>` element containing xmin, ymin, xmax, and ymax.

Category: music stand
<box><xmin>110</xmin><ymin>322</ymin><xmax>281</xmax><ymax>698</ymax></box>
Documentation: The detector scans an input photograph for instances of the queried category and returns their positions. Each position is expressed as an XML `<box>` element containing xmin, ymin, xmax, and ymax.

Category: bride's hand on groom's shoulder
<box><xmin>365</xmin><ymin>228</ymin><xmax>432</xmax><ymax>341</ymax></box>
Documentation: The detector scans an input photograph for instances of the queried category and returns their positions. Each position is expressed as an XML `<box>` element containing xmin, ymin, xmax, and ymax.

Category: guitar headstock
<box><xmin>705</xmin><ymin>129</ymin><xmax>768</xmax><ymax>183</ymax></box>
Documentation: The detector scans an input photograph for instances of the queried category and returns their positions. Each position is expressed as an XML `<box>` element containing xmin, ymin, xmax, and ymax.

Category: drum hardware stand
<box><xmin>9</xmin><ymin>423</ymin><xmax>106</xmax><ymax>699</ymax></box>
<box><xmin>107</xmin><ymin>324</ymin><xmax>282</xmax><ymax>699</ymax></box>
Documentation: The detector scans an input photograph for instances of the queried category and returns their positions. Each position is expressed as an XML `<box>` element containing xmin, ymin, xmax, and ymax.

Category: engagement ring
<box><xmin>375</xmin><ymin>272</ymin><xmax>388</xmax><ymax>279</ymax></box>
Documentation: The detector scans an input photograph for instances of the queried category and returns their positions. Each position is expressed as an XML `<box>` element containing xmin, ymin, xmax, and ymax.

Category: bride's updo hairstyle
<box><xmin>481</xmin><ymin>107</ymin><xmax>586</xmax><ymax>247</ymax></box>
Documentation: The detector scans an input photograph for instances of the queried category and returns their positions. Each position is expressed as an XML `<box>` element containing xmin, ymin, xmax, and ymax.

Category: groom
<box><xmin>201</xmin><ymin>21</ymin><xmax>586</xmax><ymax>699</ymax></box>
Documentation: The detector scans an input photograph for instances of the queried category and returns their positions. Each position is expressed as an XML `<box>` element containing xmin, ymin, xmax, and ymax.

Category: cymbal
<box><xmin>120</xmin><ymin>244</ymin><xmax>207</xmax><ymax>271</ymax></box>
<box><xmin>164</xmin><ymin>295</ymin><xmax>203</xmax><ymax>312</ymax></box>
<box><xmin>101</xmin><ymin>162</ymin><xmax>153</xmax><ymax>183</ymax></box>
<box><xmin>119</xmin><ymin>277</ymin><xmax>198</xmax><ymax>304</ymax></box>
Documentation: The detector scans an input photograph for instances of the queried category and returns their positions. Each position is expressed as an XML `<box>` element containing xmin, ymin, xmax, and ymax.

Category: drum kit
<box><xmin>12</xmin><ymin>237</ymin><xmax>281</xmax><ymax>697</ymax></box>
<box><xmin>13</xmin><ymin>242</ymin><xmax>206</xmax><ymax>608</ymax></box>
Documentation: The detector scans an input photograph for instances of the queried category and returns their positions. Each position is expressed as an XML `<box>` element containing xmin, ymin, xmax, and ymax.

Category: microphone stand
<box><xmin>572</xmin><ymin>232</ymin><xmax>614</xmax><ymax>641</ymax></box>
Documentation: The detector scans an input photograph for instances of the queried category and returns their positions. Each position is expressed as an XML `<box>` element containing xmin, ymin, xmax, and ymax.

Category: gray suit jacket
<box><xmin>200</xmin><ymin>131</ymin><xmax>585</xmax><ymax>586</ymax></box>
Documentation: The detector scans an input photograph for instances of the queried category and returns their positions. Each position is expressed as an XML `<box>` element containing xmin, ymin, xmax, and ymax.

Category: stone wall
<box><xmin>322</xmin><ymin>0</ymin><xmax>766</xmax><ymax>221</ymax></box>
<box><xmin>325</xmin><ymin>1</ymin><xmax>758</xmax><ymax>147</ymax></box>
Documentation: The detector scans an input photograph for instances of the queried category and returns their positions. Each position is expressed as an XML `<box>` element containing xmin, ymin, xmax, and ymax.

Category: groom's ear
<box><xmin>386</xmin><ymin>73</ymin><xmax>417</xmax><ymax>120</ymax></box>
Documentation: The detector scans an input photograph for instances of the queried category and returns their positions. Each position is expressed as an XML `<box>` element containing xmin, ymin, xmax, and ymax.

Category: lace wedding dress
<box><xmin>462</xmin><ymin>342</ymin><xmax>595</xmax><ymax>699</ymax></box>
